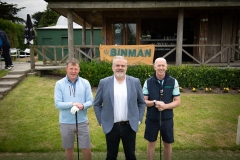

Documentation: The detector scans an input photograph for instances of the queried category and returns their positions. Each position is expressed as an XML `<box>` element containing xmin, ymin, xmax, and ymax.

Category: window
<box><xmin>113</xmin><ymin>23</ymin><xmax>136</xmax><ymax>45</ymax></box>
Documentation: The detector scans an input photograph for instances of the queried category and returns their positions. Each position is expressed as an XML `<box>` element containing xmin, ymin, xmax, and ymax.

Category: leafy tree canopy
<box><xmin>32</xmin><ymin>12</ymin><xmax>44</xmax><ymax>27</ymax></box>
<box><xmin>32</xmin><ymin>6</ymin><xmax>60</xmax><ymax>28</ymax></box>
<box><xmin>0</xmin><ymin>18</ymin><xmax>25</xmax><ymax>49</ymax></box>
<box><xmin>0</xmin><ymin>1</ymin><xmax>25</xmax><ymax>23</ymax></box>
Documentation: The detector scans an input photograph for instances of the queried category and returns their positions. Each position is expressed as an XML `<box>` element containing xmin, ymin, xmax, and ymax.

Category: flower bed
<box><xmin>179</xmin><ymin>87</ymin><xmax>239</xmax><ymax>94</ymax></box>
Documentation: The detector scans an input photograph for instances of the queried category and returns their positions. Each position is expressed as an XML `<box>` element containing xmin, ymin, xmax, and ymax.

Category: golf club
<box><xmin>75</xmin><ymin>112</ymin><xmax>80</xmax><ymax>160</ymax></box>
<box><xmin>159</xmin><ymin>110</ymin><xmax>162</xmax><ymax>160</ymax></box>
<box><xmin>159</xmin><ymin>88</ymin><xmax>163</xmax><ymax>160</ymax></box>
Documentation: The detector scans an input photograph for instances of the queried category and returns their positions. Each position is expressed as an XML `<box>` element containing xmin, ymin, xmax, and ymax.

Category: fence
<box><xmin>29</xmin><ymin>44</ymin><xmax>240</xmax><ymax>71</ymax></box>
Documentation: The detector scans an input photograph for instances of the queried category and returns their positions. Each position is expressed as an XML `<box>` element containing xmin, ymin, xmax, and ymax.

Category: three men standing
<box><xmin>54</xmin><ymin>56</ymin><xmax>180</xmax><ymax>160</ymax></box>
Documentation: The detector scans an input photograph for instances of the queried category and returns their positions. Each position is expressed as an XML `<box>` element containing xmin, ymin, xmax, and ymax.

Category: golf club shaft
<box><xmin>160</xmin><ymin>132</ymin><xmax>162</xmax><ymax>160</ymax></box>
<box><xmin>75</xmin><ymin>113</ymin><xmax>80</xmax><ymax>160</ymax></box>
<box><xmin>160</xmin><ymin>111</ymin><xmax>162</xmax><ymax>160</ymax></box>
<box><xmin>159</xmin><ymin>86</ymin><xmax>163</xmax><ymax>160</ymax></box>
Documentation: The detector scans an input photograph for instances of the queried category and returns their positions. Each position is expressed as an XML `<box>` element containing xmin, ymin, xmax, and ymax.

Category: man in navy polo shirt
<box><xmin>0</xmin><ymin>30</ymin><xmax>14</xmax><ymax>70</ymax></box>
<box><xmin>143</xmin><ymin>57</ymin><xmax>181</xmax><ymax>160</ymax></box>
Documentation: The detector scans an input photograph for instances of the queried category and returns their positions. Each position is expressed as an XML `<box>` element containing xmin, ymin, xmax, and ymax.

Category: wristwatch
<box><xmin>153</xmin><ymin>100</ymin><xmax>156</xmax><ymax>105</ymax></box>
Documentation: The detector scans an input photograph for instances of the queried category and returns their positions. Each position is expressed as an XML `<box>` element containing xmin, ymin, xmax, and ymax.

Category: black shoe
<box><xmin>10</xmin><ymin>65</ymin><xmax>14</xmax><ymax>67</ymax></box>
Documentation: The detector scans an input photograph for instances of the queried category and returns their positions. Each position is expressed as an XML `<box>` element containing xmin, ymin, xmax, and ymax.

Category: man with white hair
<box><xmin>143</xmin><ymin>57</ymin><xmax>181</xmax><ymax>160</ymax></box>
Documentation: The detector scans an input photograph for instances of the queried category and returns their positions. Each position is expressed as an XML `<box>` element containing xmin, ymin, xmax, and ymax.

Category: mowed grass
<box><xmin>0</xmin><ymin>69</ymin><xmax>8</xmax><ymax>78</ymax></box>
<box><xmin>0</xmin><ymin>75</ymin><xmax>240</xmax><ymax>159</ymax></box>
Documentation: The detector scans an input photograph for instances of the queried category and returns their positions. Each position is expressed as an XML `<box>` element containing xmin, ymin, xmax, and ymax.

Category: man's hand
<box><xmin>72</xmin><ymin>102</ymin><xmax>84</xmax><ymax>110</ymax></box>
<box><xmin>70</xmin><ymin>106</ymin><xmax>79</xmax><ymax>114</ymax></box>
<box><xmin>155</xmin><ymin>101</ymin><xmax>166</xmax><ymax>111</ymax></box>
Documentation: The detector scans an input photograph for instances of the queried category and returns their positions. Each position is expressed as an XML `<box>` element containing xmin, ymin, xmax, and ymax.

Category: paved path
<box><xmin>0</xmin><ymin>61</ymin><xmax>32</xmax><ymax>99</ymax></box>
<box><xmin>12</xmin><ymin>62</ymin><xmax>31</xmax><ymax>71</ymax></box>
<box><xmin>0</xmin><ymin>61</ymin><xmax>31</xmax><ymax>72</ymax></box>
<box><xmin>1</xmin><ymin>61</ymin><xmax>65</xmax><ymax>72</ymax></box>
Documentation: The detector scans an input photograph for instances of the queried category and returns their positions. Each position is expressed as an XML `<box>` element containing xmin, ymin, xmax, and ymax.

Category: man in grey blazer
<box><xmin>94</xmin><ymin>56</ymin><xmax>146</xmax><ymax>160</ymax></box>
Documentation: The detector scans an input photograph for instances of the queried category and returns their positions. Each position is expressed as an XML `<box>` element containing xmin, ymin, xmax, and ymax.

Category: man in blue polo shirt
<box><xmin>54</xmin><ymin>58</ymin><xmax>93</xmax><ymax>160</ymax></box>
<box><xmin>143</xmin><ymin>57</ymin><xmax>181</xmax><ymax>160</ymax></box>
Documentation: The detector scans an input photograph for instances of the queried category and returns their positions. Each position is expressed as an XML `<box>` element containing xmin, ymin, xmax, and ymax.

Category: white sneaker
<box><xmin>5</xmin><ymin>67</ymin><xmax>12</xmax><ymax>70</ymax></box>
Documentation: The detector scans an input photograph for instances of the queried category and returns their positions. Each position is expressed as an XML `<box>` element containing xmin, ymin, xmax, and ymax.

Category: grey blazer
<box><xmin>94</xmin><ymin>75</ymin><xmax>146</xmax><ymax>134</ymax></box>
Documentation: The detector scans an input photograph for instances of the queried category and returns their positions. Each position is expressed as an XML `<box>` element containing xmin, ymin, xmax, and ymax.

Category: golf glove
<box><xmin>70</xmin><ymin>106</ymin><xmax>79</xmax><ymax>114</ymax></box>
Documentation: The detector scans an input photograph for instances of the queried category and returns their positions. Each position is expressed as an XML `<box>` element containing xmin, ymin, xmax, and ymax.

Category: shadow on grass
<box><xmin>0</xmin><ymin>150</ymin><xmax>240</xmax><ymax>160</ymax></box>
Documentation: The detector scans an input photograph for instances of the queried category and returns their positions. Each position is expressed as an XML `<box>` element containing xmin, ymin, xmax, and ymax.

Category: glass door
<box><xmin>113</xmin><ymin>23</ymin><xmax>136</xmax><ymax>45</ymax></box>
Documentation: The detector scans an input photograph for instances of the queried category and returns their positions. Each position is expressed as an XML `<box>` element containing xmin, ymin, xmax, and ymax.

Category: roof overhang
<box><xmin>44</xmin><ymin>1</ymin><xmax>240</xmax><ymax>28</ymax></box>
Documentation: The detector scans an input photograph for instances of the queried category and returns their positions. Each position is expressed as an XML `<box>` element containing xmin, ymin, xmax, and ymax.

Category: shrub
<box><xmin>53</xmin><ymin>61</ymin><xmax>240</xmax><ymax>89</ymax></box>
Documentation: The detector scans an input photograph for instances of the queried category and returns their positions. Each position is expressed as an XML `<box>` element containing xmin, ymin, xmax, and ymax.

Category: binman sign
<box><xmin>99</xmin><ymin>45</ymin><xmax>155</xmax><ymax>65</ymax></box>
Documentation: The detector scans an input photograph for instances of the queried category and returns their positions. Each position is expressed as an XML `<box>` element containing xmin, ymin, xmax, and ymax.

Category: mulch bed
<box><xmin>180</xmin><ymin>88</ymin><xmax>240</xmax><ymax>94</ymax></box>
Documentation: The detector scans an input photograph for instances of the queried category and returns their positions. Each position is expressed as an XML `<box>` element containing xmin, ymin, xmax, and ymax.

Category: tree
<box><xmin>0</xmin><ymin>1</ymin><xmax>25</xmax><ymax>23</ymax></box>
<box><xmin>0</xmin><ymin>18</ymin><xmax>25</xmax><ymax>49</ymax></box>
<box><xmin>32</xmin><ymin>6</ymin><xmax>60</xmax><ymax>28</ymax></box>
<box><xmin>32</xmin><ymin>12</ymin><xmax>44</xmax><ymax>27</ymax></box>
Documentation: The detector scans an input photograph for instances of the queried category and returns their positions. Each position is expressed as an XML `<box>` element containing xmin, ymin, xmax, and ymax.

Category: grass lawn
<box><xmin>0</xmin><ymin>69</ymin><xmax>8</xmax><ymax>77</ymax></box>
<box><xmin>0</xmin><ymin>75</ymin><xmax>240</xmax><ymax>159</ymax></box>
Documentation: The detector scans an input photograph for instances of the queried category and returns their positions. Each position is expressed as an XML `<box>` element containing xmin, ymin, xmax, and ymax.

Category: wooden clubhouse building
<box><xmin>38</xmin><ymin>0</ymin><xmax>240</xmax><ymax>68</ymax></box>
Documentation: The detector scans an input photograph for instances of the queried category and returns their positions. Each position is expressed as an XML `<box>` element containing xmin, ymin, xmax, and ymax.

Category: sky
<box><xmin>2</xmin><ymin>0</ymin><xmax>48</xmax><ymax>20</ymax></box>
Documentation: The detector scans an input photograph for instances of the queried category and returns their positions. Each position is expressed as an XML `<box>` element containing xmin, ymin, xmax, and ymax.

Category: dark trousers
<box><xmin>2</xmin><ymin>45</ymin><xmax>12</xmax><ymax>67</ymax></box>
<box><xmin>106</xmin><ymin>123</ymin><xmax>136</xmax><ymax>160</ymax></box>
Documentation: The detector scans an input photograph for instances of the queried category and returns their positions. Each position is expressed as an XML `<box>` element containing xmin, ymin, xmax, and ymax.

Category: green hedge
<box><xmin>79</xmin><ymin>61</ymin><xmax>240</xmax><ymax>89</ymax></box>
<box><xmin>0</xmin><ymin>18</ymin><xmax>28</xmax><ymax>50</ymax></box>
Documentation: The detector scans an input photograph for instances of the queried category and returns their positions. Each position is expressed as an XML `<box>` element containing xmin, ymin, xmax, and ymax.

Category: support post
<box><xmin>82</xmin><ymin>19</ymin><xmax>86</xmax><ymax>45</ymax></box>
<box><xmin>91</xmin><ymin>26</ymin><xmax>94</xmax><ymax>58</ymax></box>
<box><xmin>176</xmin><ymin>8</ymin><xmax>184</xmax><ymax>66</ymax></box>
<box><xmin>30</xmin><ymin>47</ymin><xmax>35</xmax><ymax>72</ymax></box>
<box><xmin>67</xmin><ymin>10</ymin><xmax>74</xmax><ymax>59</ymax></box>
<box><xmin>236</xmin><ymin>116</ymin><xmax>240</xmax><ymax>145</ymax></box>
<box><xmin>80</xmin><ymin>18</ymin><xmax>86</xmax><ymax>60</ymax></box>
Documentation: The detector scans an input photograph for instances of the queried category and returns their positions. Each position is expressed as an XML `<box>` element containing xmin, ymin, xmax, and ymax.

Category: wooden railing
<box><xmin>30</xmin><ymin>45</ymin><xmax>99</xmax><ymax>70</ymax></box>
<box><xmin>157</xmin><ymin>44</ymin><xmax>240</xmax><ymax>66</ymax></box>
<box><xmin>29</xmin><ymin>44</ymin><xmax>240</xmax><ymax>71</ymax></box>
